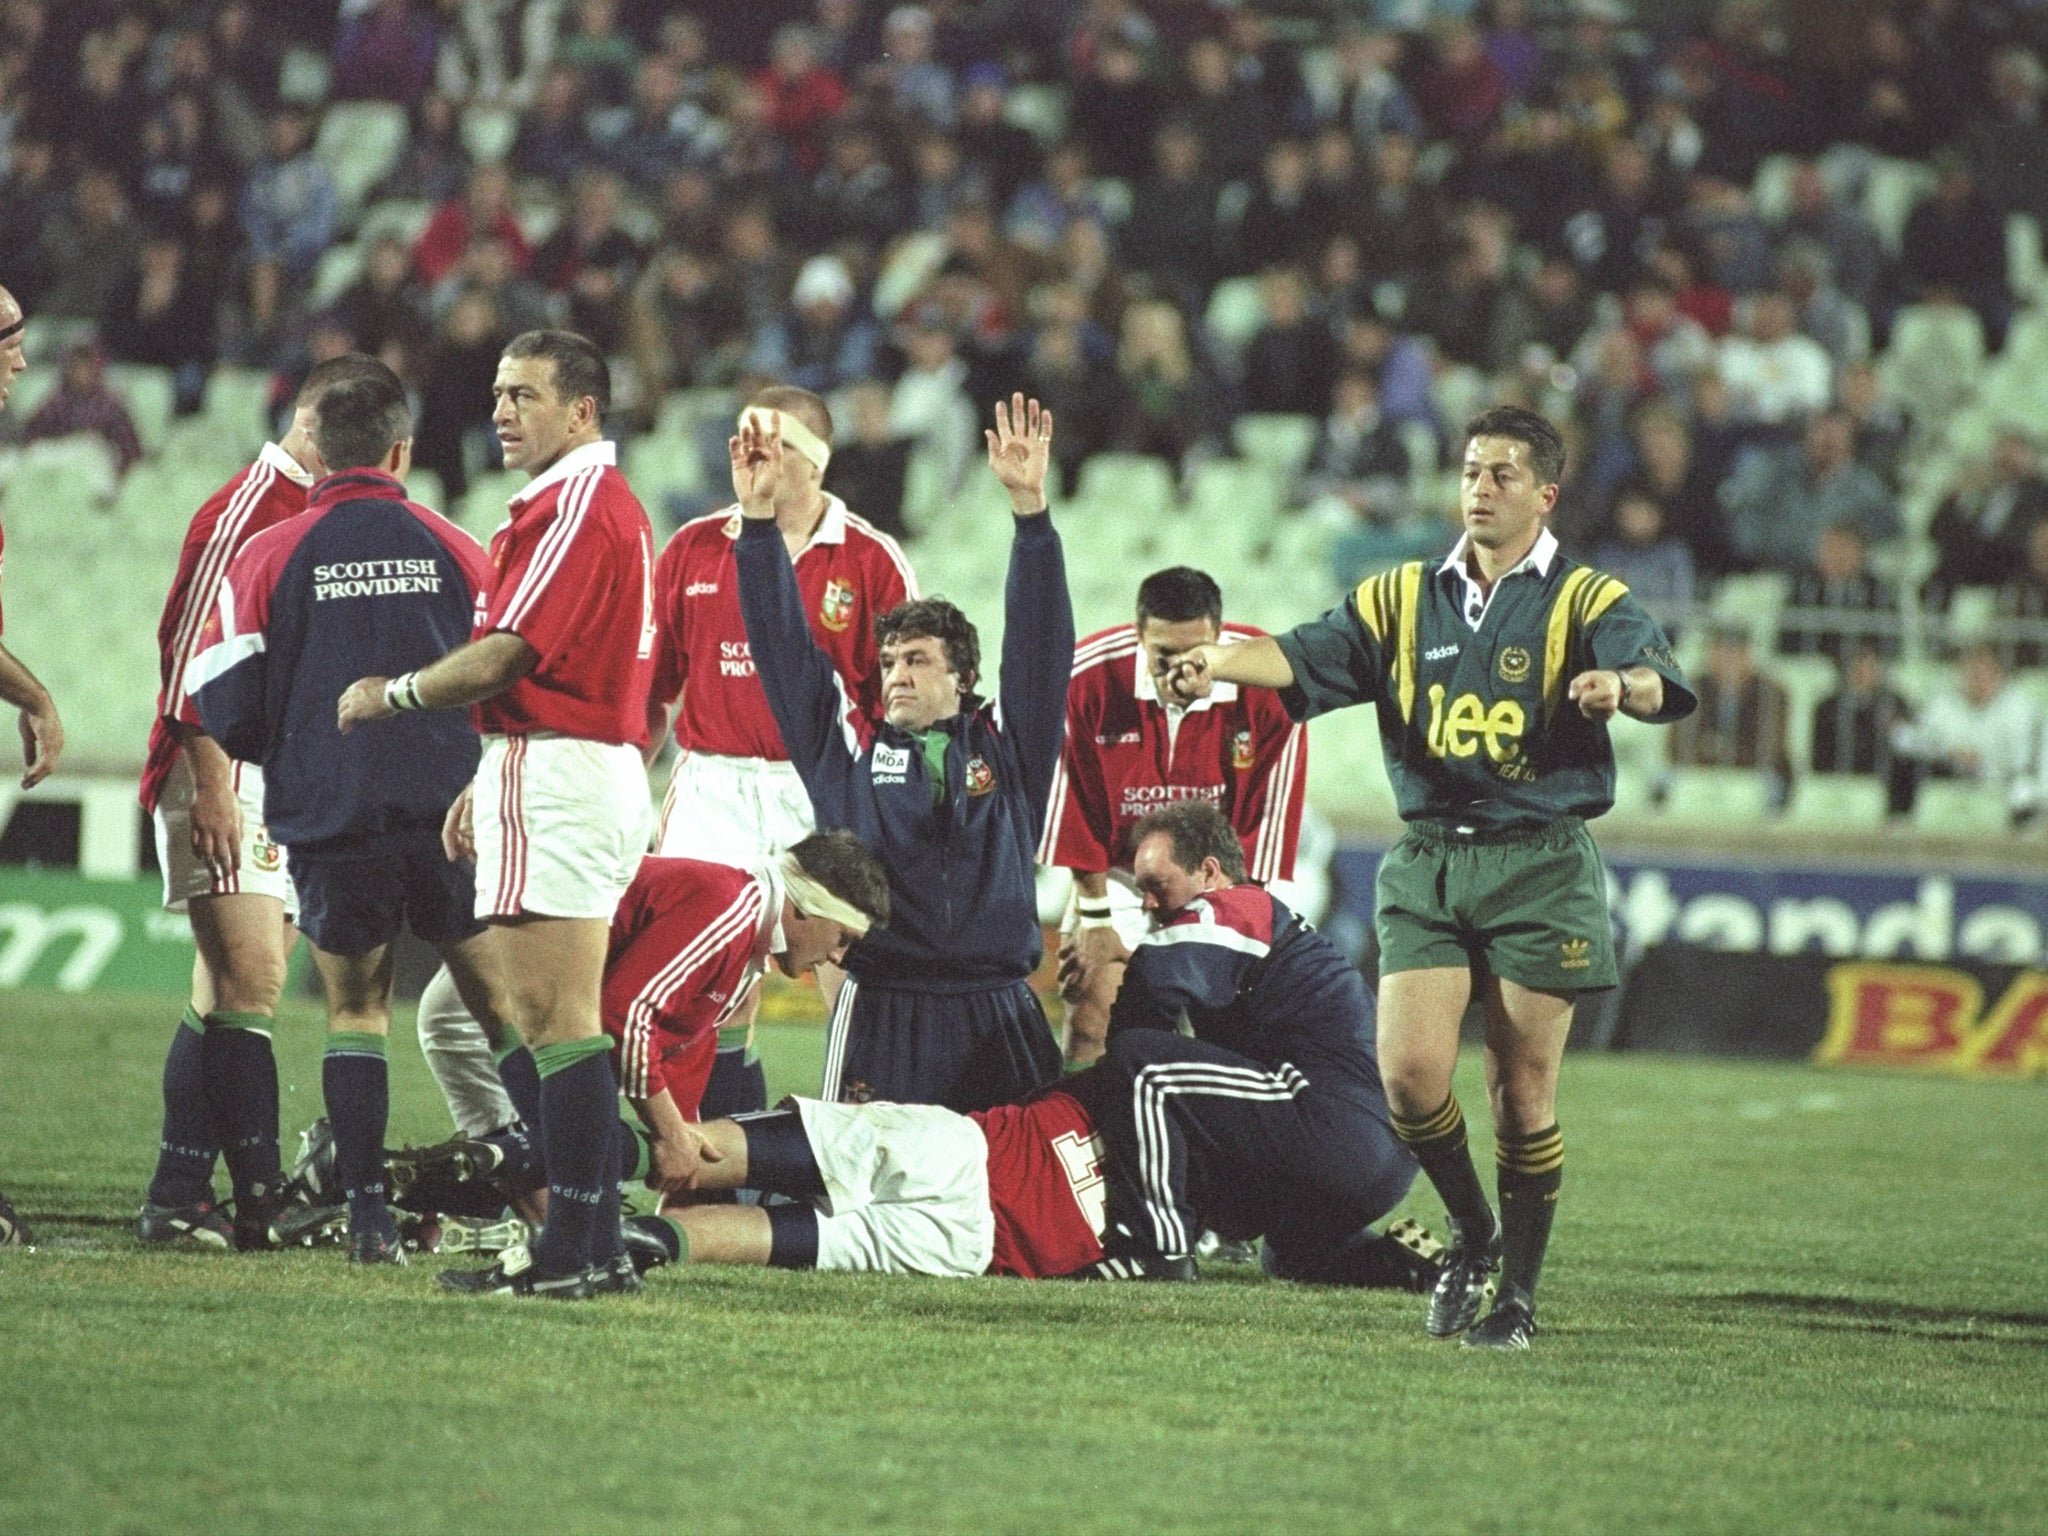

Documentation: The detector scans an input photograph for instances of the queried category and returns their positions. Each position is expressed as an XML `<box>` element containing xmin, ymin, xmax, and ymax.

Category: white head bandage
<box><xmin>779</xmin><ymin>852</ymin><xmax>873</xmax><ymax>937</ymax></box>
<box><xmin>740</xmin><ymin>407</ymin><xmax>831</xmax><ymax>474</ymax></box>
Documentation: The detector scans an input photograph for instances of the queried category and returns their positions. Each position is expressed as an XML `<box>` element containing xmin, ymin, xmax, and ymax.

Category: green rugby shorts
<box><xmin>1374</xmin><ymin>816</ymin><xmax>1617</xmax><ymax>992</ymax></box>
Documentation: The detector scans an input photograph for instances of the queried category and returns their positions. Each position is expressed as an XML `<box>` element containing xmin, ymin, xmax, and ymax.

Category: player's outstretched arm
<box><xmin>0</xmin><ymin>639</ymin><xmax>62</xmax><ymax>789</ymax></box>
<box><xmin>1164</xmin><ymin>636</ymin><xmax>1296</xmax><ymax>703</ymax></box>
<box><xmin>1567</xmin><ymin>665</ymin><xmax>1666</xmax><ymax>722</ymax></box>
<box><xmin>337</xmin><ymin>631</ymin><xmax>540</xmax><ymax>732</ymax></box>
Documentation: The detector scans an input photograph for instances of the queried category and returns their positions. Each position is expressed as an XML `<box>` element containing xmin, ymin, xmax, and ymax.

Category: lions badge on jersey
<box><xmin>1231</xmin><ymin>729</ymin><xmax>1255</xmax><ymax>770</ymax></box>
<box><xmin>1498</xmin><ymin>646</ymin><xmax>1532</xmax><ymax>684</ymax></box>
<box><xmin>964</xmin><ymin>755</ymin><xmax>995</xmax><ymax>796</ymax></box>
<box><xmin>820</xmin><ymin>577</ymin><xmax>857</xmax><ymax>633</ymax></box>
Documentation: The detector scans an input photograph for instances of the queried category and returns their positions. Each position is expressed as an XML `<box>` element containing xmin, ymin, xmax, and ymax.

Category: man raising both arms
<box><xmin>340</xmin><ymin>330</ymin><xmax>657</xmax><ymax>1298</ymax></box>
<box><xmin>1166</xmin><ymin>406</ymin><xmax>1695</xmax><ymax>1349</ymax></box>
<box><xmin>645</xmin><ymin>383</ymin><xmax>915</xmax><ymax>1118</ymax></box>
<box><xmin>0</xmin><ymin>281</ymin><xmax>62</xmax><ymax>1245</ymax></box>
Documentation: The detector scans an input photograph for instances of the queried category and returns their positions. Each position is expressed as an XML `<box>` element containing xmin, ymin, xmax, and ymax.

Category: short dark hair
<box><xmin>1135</xmin><ymin>567</ymin><xmax>1223</xmax><ymax>629</ymax></box>
<box><xmin>789</xmin><ymin>830</ymin><xmax>892</xmax><ymax>929</ymax></box>
<box><xmin>876</xmin><ymin>597</ymin><xmax>980</xmax><ymax>694</ymax></box>
<box><xmin>1465</xmin><ymin>405</ymin><xmax>1566</xmax><ymax>488</ymax></box>
<box><xmin>748</xmin><ymin>383</ymin><xmax>834</xmax><ymax>446</ymax></box>
<box><xmin>309</xmin><ymin>365</ymin><xmax>412</xmax><ymax>471</ymax></box>
<box><xmin>295</xmin><ymin>350</ymin><xmax>392</xmax><ymax>408</ymax></box>
<box><xmin>1131</xmin><ymin>800</ymin><xmax>1247</xmax><ymax>884</ymax></box>
<box><xmin>502</xmin><ymin>329</ymin><xmax>610</xmax><ymax>419</ymax></box>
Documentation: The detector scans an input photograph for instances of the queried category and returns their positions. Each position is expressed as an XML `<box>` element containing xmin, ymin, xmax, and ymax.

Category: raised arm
<box><xmin>986</xmin><ymin>394</ymin><xmax>1073</xmax><ymax>812</ymax></box>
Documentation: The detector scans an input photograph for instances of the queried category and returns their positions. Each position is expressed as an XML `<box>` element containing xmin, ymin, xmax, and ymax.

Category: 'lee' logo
<box><xmin>1425</xmin><ymin>684</ymin><xmax>1525</xmax><ymax>763</ymax></box>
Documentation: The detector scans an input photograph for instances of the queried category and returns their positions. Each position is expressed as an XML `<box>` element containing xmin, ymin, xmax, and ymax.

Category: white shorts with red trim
<box><xmin>793</xmin><ymin>1097</ymin><xmax>995</xmax><ymax>1277</ymax></box>
<box><xmin>153</xmin><ymin>754</ymin><xmax>297</xmax><ymax>916</ymax></box>
<box><xmin>473</xmin><ymin>734</ymin><xmax>653</xmax><ymax>921</ymax></box>
<box><xmin>654</xmin><ymin>751</ymin><xmax>814</xmax><ymax>864</ymax></box>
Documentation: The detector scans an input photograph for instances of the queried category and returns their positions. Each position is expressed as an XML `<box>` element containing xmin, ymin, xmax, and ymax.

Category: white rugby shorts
<box><xmin>654</xmin><ymin>751</ymin><xmax>815</xmax><ymax>863</ymax></box>
<box><xmin>473</xmin><ymin>734</ymin><xmax>652</xmax><ymax>921</ymax></box>
<box><xmin>153</xmin><ymin>754</ymin><xmax>297</xmax><ymax>916</ymax></box>
<box><xmin>793</xmin><ymin>1097</ymin><xmax>995</xmax><ymax>1277</ymax></box>
<box><xmin>1058</xmin><ymin>871</ymin><xmax>1152</xmax><ymax>951</ymax></box>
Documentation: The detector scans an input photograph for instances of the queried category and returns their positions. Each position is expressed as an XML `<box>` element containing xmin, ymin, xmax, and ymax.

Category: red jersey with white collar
<box><xmin>473</xmin><ymin>440</ymin><xmax>656</xmax><ymax>744</ymax></box>
<box><xmin>651</xmin><ymin>495</ymin><xmax>916</xmax><ymax>759</ymax></box>
<box><xmin>603</xmin><ymin>856</ymin><xmax>778</xmax><ymax>1113</ymax></box>
<box><xmin>140</xmin><ymin>443</ymin><xmax>316</xmax><ymax>811</ymax></box>
<box><xmin>1037</xmin><ymin>622</ymin><xmax>1307</xmax><ymax>882</ymax></box>
<box><xmin>971</xmin><ymin>1089</ymin><xmax>1108</xmax><ymax>1278</ymax></box>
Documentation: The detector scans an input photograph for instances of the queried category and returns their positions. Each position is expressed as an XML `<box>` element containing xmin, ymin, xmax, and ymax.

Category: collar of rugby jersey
<box><xmin>258</xmin><ymin>438</ymin><xmax>318</xmax><ymax>489</ymax></box>
<box><xmin>1437</xmin><ymin>525</ymin><xmax>1560</xmax><ymax>631</ymax></box>
<box><xmin>711</xmin><ymin>861</ymin><xmax>787</xmax><ymax>1029</ymax></box>
<box><xmin>506</xmin><ymin>438</ymin><xmax>617</xmax><ymax>511</ymax></box>
<box><xmin>1132</xmin><ymin>629</ymin><xmax>1240</xmax><ymax>713</ymax></box>
<box><xmin>720</xmin><ymin>492</ymin><xmax>850</xmax><ymax>551</ymax></box>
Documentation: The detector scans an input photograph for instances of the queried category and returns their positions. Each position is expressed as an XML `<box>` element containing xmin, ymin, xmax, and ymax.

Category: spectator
<box><xmin>955</xmin><ymin>63</ymin><xmax>1039</xmax><ymax>214</ymax></box>
<box><xmin>1315</xmin><ymin>23</ymin><xmax>1420</xmax><ymax>152</ymax></box>
<box><xmin>1349</xmin><ymin>131</ymin><xmax>1444</xmax><ymax>293</ymax></box>
<box><xmin>1997</xmin><ymin>517</ymin><xmax>2048</xmax><ymax>668</ymax></box>
<box><xmin>1717</xmin><ymin>289</ymin><xmax>1833</xmax><ymax>434</ymax></box>
<box><xmin>887</xmin><ymin>302</ymin><xmax>977</xmax><ymax>497</ymax></box>
<box><xmin>1108</xmin><ymin>298</ymin><xmax>1225</xmax><ymax>471</ymax></box>
<box><xmin>1961</xmin><ymin>47</ymin><xmax>2048</xmax><ymax>227</ymax></box>
<box><xmin>1624</xmin><ymin>401</ymin><xmax>1736</xmax><ymax>577</ymax></box>
<box><xmin>132</xmin><ymin>91</ymin><xmax>216</xmax><ymax>233</ymax></box>
<box><xmin>557</xmin><ymin>0</ymin><xmax>640</xmax><ymax>109</ymax></box>
<box><xmin>1782</xmin><ymin>522</ymin><xmax>1896</xmax><ymax>664</ymax></box>
<box><xmin>1593</xmin><ymin>485</ymin><xmax>1696</xmax><ymax>636</ymax></box>
<box><xmin>410</xmin><ymin>285</ymin><xmax>504</xmax><ymax>503</ymax></box>
<box><xmin>1020</xmin><ymin>307</ymin><xmax>1117</xmax><ymax>488</ymax></box>
<box><xmin>333</xmin><ymin>0</ymin><xmax>440</xmax><ymax>104</ymax></box>
<box><xmin>1229</xmin><ymin>138</ymin><xmax>1332</xmax><ymax>276</ymax></box>
<box><xmin>1900</xmin><ymin>152</ymin><xmax>2011</xmax><ymax>349</ymax></box>
<box><xmin>745</xmin><ymin>253</ymin><xmax>877</xmax><ymax>395</ymax></box>
<box><xmin>822</xmin><ymin>379</ymin><xmax>912</xmax><ymax>540</ymax></box>
<box><xmin>413</xmin><ymin>160</ymin><xmax>529</xmax><ymax>286</ymax></box>
<box><xmin>1337</xmin><ymin>311</ymin><xmax>1436</xmax><ymax>439</ymax></box>
<box><xmin>1812</xmin><ymin>640</ymin><xmax>1909</xmax><ymax>779</ymax></box>
<box><xmin>753</xmin><ymin>22</ymin><xmax>847</xmax><ymax>174</ymax></box>
<box><xmin>1888</xmin><ymin>642</ymin><xmax>2042</xmax><ymax>822</ymax></box>
<box><xmin>1926</xmin><ymin>430</ymin><xmax>2048</xmax><ymax>603</ymax></box>
<box><xmin>1667</xmin><ymin>621</ymin><xmax>1793</xmax><ymax>810</ymax></box>
<box><xmin>0</xmin><ymin>131</ymin><xmax>63</xmax><ymax>308</ymax></box>
<box><xmin>433</xmin><ymin>231</ymin><xmax>552</xmax><ymax>338</ymax></box>
<box><xmin>1682</xmin><ymin>173</ymin><xmax>1776</xmax><ymax>296</ymax></box>
<box><xmin>940</xmin><ymin>199</ymin><xmax>1049</xmax><ymax>338</ymax></box>
<box><xmin>629</xmin><ymin>242</ymin><xmax>743</xmax><ymax>398</ymax></box>
<box><xmin>1488</xmin><ymin>253</ymin><xmax>1597</xmax><ymax>374</ymax></box>
<box><xmin>1415</xmin><ymin>18</ymin><xmax>1509</xmax><ymax>148</ymax></box>
<box><xmin>907</xmin><ymin>129</ymin><xmax>984</xmax><ymax>233</ymax></box>
<box><xmin>1050</xmin><ymin>220</ymin><xmax>1129</xmax><ymax>343</ymax></box>
<box><xmin>1117</xmin><ymin>119</ymin><xmax>1220</xmax><ymax>310</ymax></box>
<box><xmin>20</xmin><ymin>337</ymin><xmax>144</xmax><ymax>481</ymax></box>
<box><xmin>604</xmin><ymin>55</ymin><xmax>704</xmax><ymax>197</ymax></box>
<box><xmin>1481</xmin><ymin>0</ymin><xmax>1543</xmax><ymax>102</ymax></box>
<box><xmin>529</xmin><ymin>167</ymin><xmax>642</xmax><ymax>352</ymax></box>
<box><xmin>376</xmin><ymin>88</ymin><xmax>470</xmax><ymax>204</ymax></box>
<box><xmin>1183</xmin><ymin>33</ymin><xmax>1271</xmax><ymax>185</ymax></box>
<box><xmin>1777</xmin><ymin>159</ymin><xmax>1889</xmax><ymax>316</ymax></box>
<box><xmin>868</xmin><ymin>5</ymin><xmax>954</xmax><ymax>129</ymax></box>
<box><xmin>1776</xmin><ymin>240</ymin><xmax>1869</xmax><ymax>369</ymax></box>
<box><xmin>806</xmin><ymin>119</ymin><xmax>909</xmax><ymax>252</ymax></box>
<box><xmin>1403</xmin><ymin>214</ymin><xmax>1509</xmax><ymax>372</ymax></box>
<box><xmin>511</xmin><ymin>61</ymin><xmax>597</xmax><ymax>185</ymax></box>
<box><xmin>1573</xmin><ymin>274</ymin><xmax>1715</xmax><ymax>414</ymax></box>
<box><xmin>37</xmin><ymin>165</ymin><xmax>144</xmax><ymax>323</ymax></box>
<box><xmin>1068</xmin><ymin>29</ymin><xmax>1161</xmax><ymax>185</ymax></box>
<box><xmin>1720</xmin><ymin>409</ymin><xmax>1899</xmax><ymax>572</ymax></box>
<box><xmin>1567</xmin><ymin>138</ymin><xmax>1678</xmax><ymax>296</ymax></box>
<box><xmin>102</xmin><ymin>235</ymin><xmax>216</xmax><ymax>414</ymax></box>
<box><xmin>1834</xmin><ymin>357</ymin><xmax>1908</xmax><ymax>491</ymax></box>
<box><xmin>1309</xmin><ymin>368</ymin><xmax>1428</xmax><ymax>586</ymax></box>
<box><xmin>1240</xmin><ymin>267</ymin><xmax>1338</xmax><ymax>418</ymax></box>
<box><xmin>709</xmin><ymin>202</ymin><xmax>795</xmax><ymax>346</ymax></box>
<box><xmin>331</xmin><ymin>233</ymin><xmax>433</xmax><ymax>359</ymax></box>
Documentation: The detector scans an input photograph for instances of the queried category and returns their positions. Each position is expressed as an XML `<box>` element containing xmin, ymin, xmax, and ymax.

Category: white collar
<box><xmin>755</xmin><ymin>861</ymin><xmax>788</xmax><ymax>959</ymax></box>
<box><xmin>722</xmin><ymin>492</ymin><xmax>849</xmax><ymax>550</ymax></box>
<box><xmin>1438</xmin><ymin>525</ymin><xmax>1560</xmax><ymax>583</ymax></box>
<box><xmin>507</xmin><ymin>439</ymin><xmax>616</xmax><ymax>510</ymax></box>
<box><xmin>259</xmin><ymin>439</ymin><xmax>318</xmax><ymax>489</ymax></box>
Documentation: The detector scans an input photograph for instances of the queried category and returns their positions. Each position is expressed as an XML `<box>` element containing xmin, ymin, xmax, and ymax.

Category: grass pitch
<box><xmin>2</xmin><ymin>988</ymin><xmax>2045</xmax><ymax>1536</ymax></box>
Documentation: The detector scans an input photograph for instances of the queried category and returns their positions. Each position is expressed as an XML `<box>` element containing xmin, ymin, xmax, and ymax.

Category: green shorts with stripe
<box><xmin>1374</xmin><ymin>817</ymin><xmax>1617</xmax><ymax>993</ymax></box>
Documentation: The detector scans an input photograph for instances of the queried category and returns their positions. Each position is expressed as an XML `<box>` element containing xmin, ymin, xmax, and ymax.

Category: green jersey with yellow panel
<box><xmin>1271</xmin><ymin>530</ymin><xmax>1696</xmax><ymax>832</ymax></box>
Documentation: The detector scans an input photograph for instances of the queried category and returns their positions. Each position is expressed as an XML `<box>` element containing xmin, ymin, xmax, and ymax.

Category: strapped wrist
<box><xmin>383</xmin><ymin>673</ymin><xmax>425</xmax><ymax>712</ymax></box>
<box><xmin>1614</xmin><ymin>670</ymin><xmax>1632</xmax><ymax>711</ymax></box>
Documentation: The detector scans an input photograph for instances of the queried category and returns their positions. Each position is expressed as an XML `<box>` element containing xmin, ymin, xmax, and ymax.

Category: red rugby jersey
<box><xmin>650</xmin><ymin>495</ymin><xmax>916</xmax><ymax>759</ymax></box>
<box><xmin>603</xmin><ymin>855</ymin><xmax>778</xmax><ymax>1114</ymax></box>
<box><xmin>972</xmin><ymin>1090</ymin><xmax>1108</xmax><ymax>1278</ymax></box>
<box><xmin>473</xmin><ymin>440</ymin><xmax>656</xmax><ymax>744</ymax></box>
<box><xmin>1037</xmin><ymin>622</ymin><xmax>1307</xmax><ymax>882</ymax></box>
<box><xmin>140</xmin><ymin>443</ymin><xmax>316</xmax><ymax>811</ymax></box>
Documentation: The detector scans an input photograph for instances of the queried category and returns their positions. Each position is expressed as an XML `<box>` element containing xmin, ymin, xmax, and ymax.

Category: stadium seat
<box><xmin>312</xmin><ymin>101</ymin><xmax>410</xmax><ymax>220</ymax></box>
<box><xmin>1710</xmin><ymin>571</ymin><xmax>1791</xmax><ymax>648</ymax></box>
<box><xmin>405</xmin><ymin>466</ymin><xmax>446</xmax><ymax>513</ymax></box>
<box><xmin>623</xmin><ymin>430</ymin><xmax>707</xmax><ymax>534</ymax></box>
<box><xmin>1766</xmin><ymin>652</ymin><xmax>1838</xmax><ymax>772</ymax></box>
<box><xmin>103</xmin><ymin>363</ymin><xmax>175</xmax><ymax>457</ymax></box>
<box><xmin>1942</xmin><ymin>585</ymin><xmax>2001</xmax><ymax>646</ymax></box>
<box><xmin>2008</xmin><ymin>214</ymin><xmax>2048</xmax><ymax>305</ymax></box>
<box><xmin>201</xmin><ymin>367</ymin><xmax>277</xmax><ymax>448</ymax></box>
<box><xmin>1660</xmin><ymin>766</ymin><xmax>1777</xmax><ymax>824</ymax></box>
<box><xmin>1203</xmin><ymin>277</ymin><xmax>1266</xmax><ymax>355</ymax></box>
<box><xmin>1861</xmin><ymin>154</ymin><xmax>1938</xmax><ymax>254</ymax></box>
<box><xmin>1304</xmin><ymin>703</ymin><xmax>1398</xmax><ymax>824</ymax></box>
<box><xmin>1749</xmin><ymin>152</ymin><xmax>1802</xmax><ymax>222</ymax></box>
<box><xmin>1881</xmin><ymin>302</ymin><xmax>1985</xmax><ymax>442</ymax></box>
<box><xmin>1912</xmin><ymin>778</ymin><xmax>2011</xmax><ymax>836</ymax></box>
<box><xmin>460</xmin><ymin>103</ymin><xmax>517</xmax><ymax>164</ymax></box>
<box><xmin>458</xmin><ymin>470</ymin><xmax>527</xmax><ymax>534</ymax></box>
<box><xmin>1231</xmin><ymin>414</ymin><xmax>1318</xmax><ymax>479</ymax></box>
<box><xmin>1075</xmin><ymin>452</ymin><xmax>1176</xmax><ymax>516</ymax></box>
<box><xmin>1785</xmin><ymin>773</ymin><xmax>1887</xmax><ymax>830</ymax></box>
<box><xmin>309</xmin><ymin>240</ymin><xmax>366</xmax><ymax>311</ymax></box>
<box><xmin>1001</xmin><ymin>82</ymin><xmax>1068</xmax><ymax>145</ymax></box>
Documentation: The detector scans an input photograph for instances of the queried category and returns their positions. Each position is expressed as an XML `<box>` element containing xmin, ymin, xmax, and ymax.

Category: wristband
<box><xmin>1615</xmin><ymin>670</ymin><xmax>1632</xmax><ymax>712</ymax></box>
<box><xmin>384</xmin><ymin>673</ymin><xmax>425</xmax><ymax>713</ymax></box>
<box><xmin>1076</xmin><ymin>900</ymin><xmax>1115</xmax><ymax>929</ymax></box>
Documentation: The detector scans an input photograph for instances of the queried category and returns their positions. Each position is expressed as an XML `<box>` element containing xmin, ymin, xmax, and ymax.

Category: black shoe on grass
<box><xmin>0</xmin><ymin>1187</ymin><xmax>31</xmax><ymax>1247</ymax></box>
<box><xmin>349</xmin><ymin>1227</ymin><xmax>408</xmax><ymax>1266</ymax></box>
<box><xmin>585</xmin><ymin>1254</ymin><xmax>643</xmax><ymax>1296</ymax></box>
<box><xmin>437</xmin><ymin>1242</ymin><xmax>591</xmax><ymax>1299</ymax></box>
<box><xmin>136</xmin><ymin>1198</ymin><xmax>234</xmax><ymax>1249</ymax></box>
<box><xmin>1425</xmin><ymin>1217</ymin><xmax>1500</xmax><ymax>1338</ymax></box>
<box><xmin>1464</xmin><ymin>1285</ymin><xmax>1537</xmax><ymax>1350</ymax></box>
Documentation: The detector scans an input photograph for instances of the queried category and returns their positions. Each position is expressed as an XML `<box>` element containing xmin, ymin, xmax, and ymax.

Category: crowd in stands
<box><xmin>7</xmin><ymin>0</ymin><xmax>2048</xmax><ymax>827</ymax></box>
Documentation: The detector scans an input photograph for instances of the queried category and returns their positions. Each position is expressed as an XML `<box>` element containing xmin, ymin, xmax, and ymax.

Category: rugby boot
<box><xmin>1425</xmin><ymin>1215</ymin><xmax>1501</xmax><ymax>1337</ymax></box>
<box><xmin>136</xmin><ymin>1197</ymin><xmax>233</xmax><ymax>1249</ymax></box>
<box><xmin>436</xmin><ymin>1242</ymin><xmax>591</xmax><ymax>1299</ymax></box>
<box><xmin>1464</xmin><ymin>1284</ymin><xmax>1538</xmax><ymax>1350</ymax></box>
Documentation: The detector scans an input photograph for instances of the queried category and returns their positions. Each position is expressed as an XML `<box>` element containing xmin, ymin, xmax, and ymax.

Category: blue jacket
<box><xmin>1108</xmin><ymin>883</ymin><xmax>1389</xmax><ymax>1113</ymax></box>
<box><xmin>737</xmin><ymin>511</ymin><xmax>1073</xmax><ymax>990</ymax></box>
<box><xmin>186</xmin><ymin>469</ymin><xmax>489</xmax><ymax>856</ymax></box>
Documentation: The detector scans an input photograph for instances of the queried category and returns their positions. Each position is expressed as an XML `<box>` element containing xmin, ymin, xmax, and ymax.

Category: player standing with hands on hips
<box><xmin>338</xmin><ymin>330</ymin><xmax>657</xmax><ymax>1299</ymax></box>
<box><xmin>1165</xmin><ymin>406</ymin><xmax>1696</xmax><ymax>1349</ymax></box>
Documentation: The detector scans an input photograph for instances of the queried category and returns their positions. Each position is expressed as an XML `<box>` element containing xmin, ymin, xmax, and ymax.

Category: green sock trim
<box><xmin>531</xmin><ymin>1035</ymin><xmax>612</xmax><ymax>1079</ymax></box>
<box><xmin>660</xmin><ymin>1215</ymin><xmax>690</xmax><ymax>1265</ymax></box>
<box><xmin>325</xmin><ymin>1031</ymin><xmax>387</xmax><ymax>1057</ymax></box>
<box><xmin>623</xmin><ymin>1120</ymin><xmax>651</xmax><ymax>1182</ymax></box>
<box><xmin>204</xmin><ymin>1009</ymin><xmax>274</xmax><ymax>1033</ymax></box>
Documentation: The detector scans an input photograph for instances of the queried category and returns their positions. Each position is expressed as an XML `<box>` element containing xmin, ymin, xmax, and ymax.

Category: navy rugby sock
<box><xmin>590</xmin><ymin>1116</ymin><xmax>625</xmax><ymax>1264</ymax></box>
<box><xmin>202</xmin><ymin>1011</ymin><xmax>282</xmax><ymax>1203</ymax></box>
<box><xmin>147</xmin><ymin>1009</ymin><xmax>219</xmax><ymax>1208</ymax></box>
<box><xmin>324</xmin><ymin>1032</ymin><xmax>395</xmax><ymax>1240</ymax></box>
<box><xmin>492</xmin><ymin>1040</ymin><xmax>543</xmax><ymax>1134</ymax></box>
<box><xmin>1390</xmin><ymin>1094</ymin><xmax>1496</xmax><ymax>1248</ymax></box>
<box><xmin>1496</xmin><ymin>1124</ymin><xmax>1564</xmax><ymax>1304</ymax></box>
<box><xmin>529</xmin><ymin>1040</ymin><xmax>617</xmax><ymax>1276</ymax></box>
<box><xmin>700</xmin><ymin>1043</ymin><xmax>767</xmax><ymax>1121</ymax></box>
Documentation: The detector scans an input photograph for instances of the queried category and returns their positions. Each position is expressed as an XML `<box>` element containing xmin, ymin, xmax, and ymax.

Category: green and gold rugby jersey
<box><xmin>1272</xmin><ymin>531</ymin><xmax>1696</xmax><ymax>831</ymax></box>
